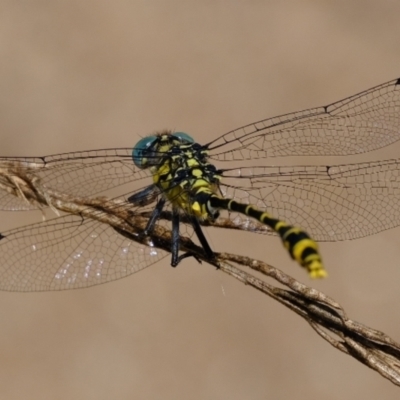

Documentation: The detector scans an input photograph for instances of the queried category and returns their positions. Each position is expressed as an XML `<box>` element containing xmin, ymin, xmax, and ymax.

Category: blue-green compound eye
<box><xmin>132</xmin><ymin>136</ymin><xmax>157</xmax><ymax>168</ymax></box>
<box><xmin>173</xmin><ymin>132</ymin><xmax>194</xmax><ymax>143</ymax></box>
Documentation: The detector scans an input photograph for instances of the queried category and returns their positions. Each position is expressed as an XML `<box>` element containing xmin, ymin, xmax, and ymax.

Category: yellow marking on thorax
<box><xmin>186</xmin><ymin>157</ymin><xmax>199</xmax><ymax>167</ymax></box>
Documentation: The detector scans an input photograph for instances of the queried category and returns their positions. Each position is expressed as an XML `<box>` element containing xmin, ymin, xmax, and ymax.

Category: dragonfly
<box><xmin>0</xmin><ymin>77</ymin><xmax>399</xmax><ymax>291</ymax></box>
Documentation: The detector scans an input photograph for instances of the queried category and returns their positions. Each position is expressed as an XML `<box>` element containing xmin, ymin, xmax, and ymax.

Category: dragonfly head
<box><xmin>132</xmin><ymin>131</ymin><xmax>194</xmax><ymax>169</ymax></box>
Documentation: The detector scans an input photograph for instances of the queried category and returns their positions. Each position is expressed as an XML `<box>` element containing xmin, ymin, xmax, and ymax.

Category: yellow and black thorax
<box><xmin>132</xmin><ymin>131</ymin><xmax>222</xmax><ymax>219</ymax></box>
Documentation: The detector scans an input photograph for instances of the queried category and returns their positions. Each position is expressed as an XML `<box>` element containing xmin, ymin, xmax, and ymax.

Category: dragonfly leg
<box><xmin>170</xmin><ymin>209</ymin><xmax>180</xmax><ymax>266</ymax></box>
<box><xmin>170</xmin><ymin>213</ymin><xmax>214</xmax><ymax>267</ymax></box>
<box><xmin>189</xmin><ymin>216</ymin><xmax>215</xmax><ymax>261</ymax></box>
<box><xmin>141</xmin><ymin>197</ymin><xmax>166</xmax><ymax>236</ymax></box>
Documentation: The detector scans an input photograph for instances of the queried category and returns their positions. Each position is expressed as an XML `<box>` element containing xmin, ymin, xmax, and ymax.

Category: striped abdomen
<box><xmin>208</xmin><ymin>196</ymin><xmax>326</xmax><ymax>278</ymax></box>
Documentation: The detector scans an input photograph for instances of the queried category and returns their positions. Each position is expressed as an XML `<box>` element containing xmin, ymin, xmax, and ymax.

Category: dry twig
<box><xmin>1</xmin><ymin>162</ymin><xmax>400</xmax><ymax>386</ymax></box>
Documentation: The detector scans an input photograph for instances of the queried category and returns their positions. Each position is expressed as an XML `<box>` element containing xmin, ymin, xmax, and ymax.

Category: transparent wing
<box><xmin>0</xmin><ymin>214</ymin><xmax>168</xmax><ymax>292</ymax></box>
<box><xmin>0</xmin><ymin>148</ymin><xmax>151</xmax><ymax>210</ymax></box>
<box><xmin>207</xmin><ymin>78</ymin><xmax>400</xmax><ymax>159</ymax></box>
<box><xmin>219</xmin><ymin>158</ymin><xmax>400</xmax><ymax>241</ymax></box>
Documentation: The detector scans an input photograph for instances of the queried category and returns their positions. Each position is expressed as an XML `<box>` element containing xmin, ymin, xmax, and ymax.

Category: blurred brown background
<box><xmin>1</xmin><ymin>1</ymin><xmax>400</xmax><ymax>399</ymax></box>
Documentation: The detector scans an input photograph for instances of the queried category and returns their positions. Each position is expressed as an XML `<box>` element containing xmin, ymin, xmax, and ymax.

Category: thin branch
<box><xmin>1</xmin><ymin>162</ymin><xmax>400</xmax><ymax>386</ymax></box>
